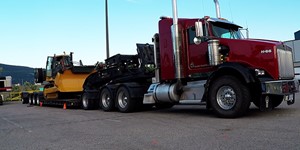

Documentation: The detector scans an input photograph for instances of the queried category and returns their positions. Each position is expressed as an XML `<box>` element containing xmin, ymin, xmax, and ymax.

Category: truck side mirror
<box><xmin>194</xmin><ymin>21</ymin><xmax>203</xmax><ymax>45</ymax></box>
<box><xmin>195</xmin><ymin>21</ymin><xmax>203</xmax><ymax>37</ymax></box>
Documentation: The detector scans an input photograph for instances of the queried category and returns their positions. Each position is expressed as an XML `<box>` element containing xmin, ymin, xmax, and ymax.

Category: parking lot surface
<box><xmin>0</xmin><ymin>95</ymin><xmax>300</xmax><ymax>150</ymax></box>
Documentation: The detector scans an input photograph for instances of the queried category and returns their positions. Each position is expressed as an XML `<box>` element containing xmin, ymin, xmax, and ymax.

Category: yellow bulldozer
<box><xmin>21</xmin><ymin>52</ymin><xmax>96</xmax><ymax>108</ymax></box>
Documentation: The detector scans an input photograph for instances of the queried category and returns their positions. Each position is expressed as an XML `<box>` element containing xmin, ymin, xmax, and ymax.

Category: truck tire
<box><xmin>209</xmin><ymin>75</ymin><xmax>251</xmax><ymax>118</ymax></box>
<box><xmin>100</xmin><ymin>87</ymin><xmax>115</xmax><ymax>111</ymax></box>
<box><xmin>82</xmin><ymin>93</ymin><xmax>94</xmax><ymax>110</ymax></box>
<box><xmin>253</xmin><ymin>95</ymin><xmax>284</xmax><ymax>109</ymax></box>
<box><xmin>116</xmin><ymin>86</ymin><xmax>136</xmax><ymax>113</ymax></box>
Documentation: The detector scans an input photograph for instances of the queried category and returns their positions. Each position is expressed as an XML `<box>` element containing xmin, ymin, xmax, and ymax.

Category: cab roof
<box><xmin>207</xmin><ymin>17</ymin><xmax>242</xmax><ymax>28</ymax></box>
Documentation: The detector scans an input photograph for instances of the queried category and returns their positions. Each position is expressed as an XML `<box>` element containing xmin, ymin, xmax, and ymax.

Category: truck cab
<box><xmin>150</xmin><ymin>16</ymin><xmax>298</xmax><ymax>117</ymax></box>
<box><xmin>158</xmin><ymin>16</ymin><xmax>295</xmax><ymax>80</ymax></box>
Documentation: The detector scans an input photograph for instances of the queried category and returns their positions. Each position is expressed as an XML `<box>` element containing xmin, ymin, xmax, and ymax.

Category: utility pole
<box><xmin>105</xmin><ymin>0</ymin><xmax>110</xmax><ymax>59</ymax></box>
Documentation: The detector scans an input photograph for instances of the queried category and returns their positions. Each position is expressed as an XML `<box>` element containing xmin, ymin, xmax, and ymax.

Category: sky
<box><xmin>0</xmin><ymin>0</ymin><xmax>299</xmax><ymax>68</ymax></box>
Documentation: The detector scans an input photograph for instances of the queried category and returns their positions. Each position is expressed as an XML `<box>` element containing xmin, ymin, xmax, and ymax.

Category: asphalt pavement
<box><xmin>0</xmin><ymin>94</ymin><xmax>300</xmax><ymax>150</ymax></box>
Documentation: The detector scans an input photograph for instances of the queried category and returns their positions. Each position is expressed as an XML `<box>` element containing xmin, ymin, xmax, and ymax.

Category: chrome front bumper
<box><xmin>261</xmin><ymin>79</ymin><xmax>299</xmax><ymax>95</ymax></box>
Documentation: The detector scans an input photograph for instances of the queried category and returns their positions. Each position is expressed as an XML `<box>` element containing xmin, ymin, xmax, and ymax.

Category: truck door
<box><xmin>186</xmin><ymin>26</ymin><xmax>210</xmax><ymax>74</ymax></box>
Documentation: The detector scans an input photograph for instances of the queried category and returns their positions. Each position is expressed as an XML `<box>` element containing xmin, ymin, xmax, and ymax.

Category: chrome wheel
<box><xmin>36</xmin><ymin>96</ymin><xmax>40</xmax><ymax>105</ymax></box>
<box><xmin>216</xmin><ymin>86</ymin><xmax>236</xmax><ymax>110</ymax></box>
<box><xmin>29</xmin><ymin>96</ymin><xmax>32</xmax><ymax>104</ymax></box>
<box><xmin>33</xmin><ymin>96</ymin><xmax>37</xmax><ymax>105</ymax></box>
<box><xmin>82</xmin><ymin>94</ymin><xmax>88</xmax><ymax>108</ymax></box>
<box><xmin>116</xmin><ymin>86</ymin><xmax>137</xmax><ymax>112</ymax></box>
<box><xmin>100</xmin><ymin>87</ymin><xmax>115</xmax><ymax>111</ymax></box>
<box><xmin>101</xmin><ymin>93</ymin><xmax>110</xmax><ymax>108</ymax></box>
<box><xmin>117</xmin><ymin>90</ymin><xmax>128</xmax><ymax>109</ymax></box>
<box><xmin>209</xmin><ymin>75</ymin><xmax>251</xmax><ymax>118</ymax></box>
<box><xmin>82</xmin><ymin>93</ymin><xmax>95</xmax><ymax>110</ymax></box>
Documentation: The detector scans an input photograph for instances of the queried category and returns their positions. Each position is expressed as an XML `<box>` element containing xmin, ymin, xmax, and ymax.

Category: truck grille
<box><xmin>277</xmin><ymin>45</ymin><xmax>294</xmax><ymax>79</ymax></box>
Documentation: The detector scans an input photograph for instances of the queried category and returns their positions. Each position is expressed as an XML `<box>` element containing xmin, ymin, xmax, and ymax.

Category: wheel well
<box><xmin>210</xmin><ymin>68</ymin><xmax>249</xmax><ymax>85</ymax></box>
<box><xmin>116</xmin><ymin>83</ymin><xmax>148</xmax><ymax>99</ymax></box>
<box><xmin>204</xmin><ymin>63</ymin><xmax>261</xmax><ymax>105</ymax></box>
<box><xmin>100</xmin><ymin>85</ymin><xmax>117</xmax><ymax>98</ymax></box>
<box><xmin>212</xmin><ymin>63</ymin><xmax>256</xmax><ymax>84</ymax></box>
<box><xmin>83</xmin><ymin>72</ymin><xmax>103</xmax><ymax>90</ymax></box>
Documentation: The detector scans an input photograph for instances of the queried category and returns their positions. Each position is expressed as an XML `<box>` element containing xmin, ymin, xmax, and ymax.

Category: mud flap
<box><xmin>259</xmin><ymin>95</ymin><xmax>273</xmax><ymax>111</ymax></box>
<box><xmin>287</xmin><ymin>94</ymin><xmax>295</xmax><ymax>105</ymax></box>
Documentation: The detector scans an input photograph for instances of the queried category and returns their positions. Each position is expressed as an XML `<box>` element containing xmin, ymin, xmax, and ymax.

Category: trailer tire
<box><xmin>33</xmin><ymin>95</ymin><xmax>38</xmax><ymax>105</ymax></box>
<box><xmin>36</xmin><ymin>96</ymin><xmax>40</xmax><ymax>106</ymax></box>
<box><xmin>100</xmin><ymin>87</ymin><xmax>115</xmax><ymax>111</ymax></box>
<box><xmin>116</xmin><ymin>86</ymin><xmax>136</xmax><ymax>113</ymax></box>
<box><xmin>25</xmin><ymin>98</ymin><xmax>29</xmax><ymax>104</ymax></box>
<box><xmin>29</xmin><ymin>95</ymin><xmax>33</xmax><ymax>105</ymax></box>
<box><xmin>209</xmin><ymin>75</ymin><xmax>251</xmax><ymax>118</ymax></box>
<box><xmin>22</xmin><ymin>98</ymin><xmax>26</xmax><ymax>104</ymax></box>
<box><xmin>23</xmin><ymin>98</ymin><xmax>30</xmax><ymax>104</ymax></box>
<box><xmin>82</xmin><ymin>93</ymin><xmax>94</xmax><ymax>110</ymax></box>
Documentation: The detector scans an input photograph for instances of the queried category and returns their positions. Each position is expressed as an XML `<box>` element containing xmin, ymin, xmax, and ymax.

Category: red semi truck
<box><xmin>81</xmin><ymin>0</ymin><xmax>299</xmax><ymax>118</ymax></box>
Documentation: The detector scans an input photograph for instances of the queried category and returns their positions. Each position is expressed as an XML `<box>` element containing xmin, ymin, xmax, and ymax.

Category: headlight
<box><xmin>255</xmin><ymin>69</ymin><xmax>265</xmax><ymax>76</ymax></box>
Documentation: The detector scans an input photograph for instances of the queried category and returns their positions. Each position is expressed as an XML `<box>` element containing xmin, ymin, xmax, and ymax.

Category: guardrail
<box><xmin>1</xmin><ymin>91</ymin><xmax>38</xmax><ymax>101</ymax></box>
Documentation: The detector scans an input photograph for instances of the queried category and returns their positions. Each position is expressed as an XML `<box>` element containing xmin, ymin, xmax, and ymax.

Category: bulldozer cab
<box><xmin>35</xmin><ymin>52</ymin><xmax>95</xmax><ymax>84</ymax></box>
<box><xmin>46</xmin><ymin>54</ymin><xmax>73</xmax><ymax>79</ymax></box>
<box><xmin>46</xmin><ymin>56</ymin><xmax>53</xmax><ymax>78</ymax></box>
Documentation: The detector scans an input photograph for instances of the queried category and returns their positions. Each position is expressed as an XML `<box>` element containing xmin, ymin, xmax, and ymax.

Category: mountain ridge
<box><xmin>0</xmin><ymin>63</ymin><xmax>34</xmax><ymax>84</ymax></box>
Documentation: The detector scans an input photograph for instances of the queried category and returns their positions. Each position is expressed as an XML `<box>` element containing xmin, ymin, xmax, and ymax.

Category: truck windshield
<box><xmin>211</xmin><ymin>22</ymin><xmax>243</xmax><ymax>39</ymax></box>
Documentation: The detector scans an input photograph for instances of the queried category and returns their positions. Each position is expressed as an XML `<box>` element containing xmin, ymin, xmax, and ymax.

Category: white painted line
<box><xmin>1</xmin><ymin>117</ymin><xmax>32</xmax><ymax>133</ymax></box>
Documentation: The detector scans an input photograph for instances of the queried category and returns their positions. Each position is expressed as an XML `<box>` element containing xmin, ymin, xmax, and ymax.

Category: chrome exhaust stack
<box><xmin>164</xmin><ymin>0</ymin><xmax>182</xmax><ymax>102</ymax></box>
<box><xmin>208</xmin><ymin>39</ymin><xmax>221</xmax><ymax>66</ymax></box>
<box><xmin>213</xmin><ymin>0</ymin><xmax>221</xmax><ymax>18</ymax></box>
<box><xmin>171</xmin><ymin>0</ymin><xmax>183</xmax><ymax>80</ymax></box>
<box><xmin>143</xmin><ymin>0</ymin><xmax>183</xmax><ymax>105</ymax></box>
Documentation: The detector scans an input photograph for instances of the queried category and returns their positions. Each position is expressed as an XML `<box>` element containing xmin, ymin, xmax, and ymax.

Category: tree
<box><xmin>23</xmin><ymin>82</ymin><xmax>32</xmax><ymax>91</ymax></box>
<box><xmin>30</xmin><ymin>84</ymin><xmax>38</xmax><ymax>90</ymax></box>
<box><xmin>12</xmin><ymin>85</ymin><xmax>21</xmax><ymax>92</ymax></box>
<box><xmin>22</xmin><ymin>81</ymin><xmax>39</xmax><ymax>91</ymax></box>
